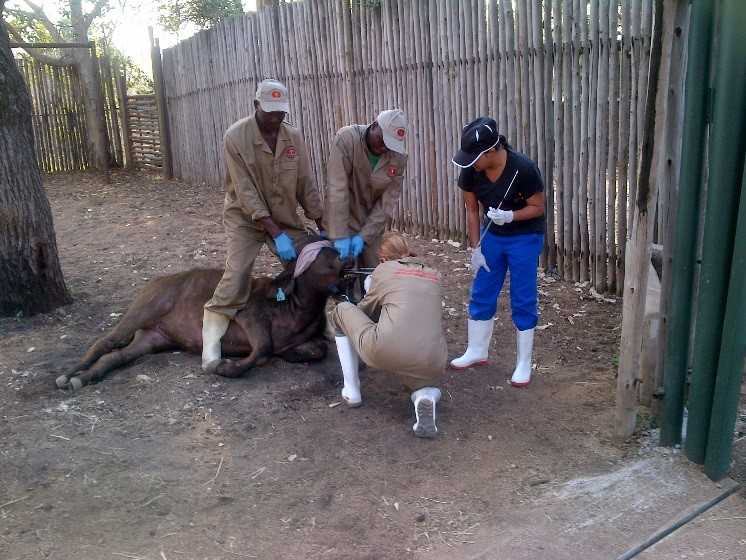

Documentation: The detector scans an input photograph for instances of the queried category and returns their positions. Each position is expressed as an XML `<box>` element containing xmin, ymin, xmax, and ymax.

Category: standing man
<box><xmin>202</xmin><ymin>79</ymin><xmax>323</xmax><ymax>373</ymax></box>
<box><xmin>323</xmin><ymin>110</ymin><xmax>408</xmax><ymax>266</ymax></box>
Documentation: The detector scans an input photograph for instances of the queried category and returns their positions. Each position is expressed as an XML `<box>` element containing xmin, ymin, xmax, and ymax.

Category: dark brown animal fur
<box><xmin>57</xmin><ymin>247</ymin><xmax>343</xmax><ymax>390</ymax></box>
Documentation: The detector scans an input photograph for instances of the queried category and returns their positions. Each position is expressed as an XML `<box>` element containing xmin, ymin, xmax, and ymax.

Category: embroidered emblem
<box><xmin>285</xmin><ymin>146</ymin><xmax>297</xmax><ymax>159</ymax></box>
<box><xmin>387</xmin><ymin>166</ymin><xmax>397</xmax><ymax>177</ymax></box>
<box><xmin>396</xmin><ymin>127</ymin><xmax>406</xmax><ymax>138</ymax></box>
<box><xmin>271</xmin><ymin>90</ymin><xmax>282</xmax><ymax>98</ymax></box>
<box><xmin>275</xmin><ymin>288</ymin><xmax>286</xmax><ymax>302</ymax></box>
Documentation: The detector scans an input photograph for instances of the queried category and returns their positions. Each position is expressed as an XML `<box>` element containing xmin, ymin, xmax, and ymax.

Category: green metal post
<box><xmin>659</xmin><ymin>0</ymin><xmax>715</xmax><ymax>447</ymax></box>
<box><xmin>704</xmin><ymin>160</ymin><xmax>746</xmax><ymax>480</ymax></box>
<box><xmin>684</xmin><ymin>0</ymin><xmax>746</xmax><ymax>465</ymax></box>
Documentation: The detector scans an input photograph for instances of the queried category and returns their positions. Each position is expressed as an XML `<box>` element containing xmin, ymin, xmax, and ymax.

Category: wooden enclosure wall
<box><xmin>161</xmin><ymin>0</ymin><xmax>662</xmax><ymax>294</ymax></box>
<box><xmin>125</xmin><ymin>95</ymin><xmax>163</xmax><ymax>170</ymax></box>
<box><xmin>15</xmin><ymin>56</ymin><xmax>124</xmax><ymax>172</ymax></box>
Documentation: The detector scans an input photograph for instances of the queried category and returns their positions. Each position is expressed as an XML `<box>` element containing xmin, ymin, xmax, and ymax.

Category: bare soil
<box><xmin>1</xmin><ymin>171</ymin><xmax>639</xmax><ymax>559</ymax></box>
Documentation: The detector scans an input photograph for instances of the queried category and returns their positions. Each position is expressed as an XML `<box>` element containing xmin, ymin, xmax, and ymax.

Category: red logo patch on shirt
<box><xmin>271</xmin><ymin>90</ymin><xmax>282</xmax><ymax>98</ymax></box>
<box><xmin>396</xmin><ymin>127</ymin><xmax>406</xmax><ymax>138</ymax></box>
<box><xmin>285</xmin><ymin>146</ymin><xmax>297</xmax><ymax>159</ymax></box>
<box><xmin>387</xmin><ymin>166</ymin><xmax>398</xmax><ymax>177</ymax></box>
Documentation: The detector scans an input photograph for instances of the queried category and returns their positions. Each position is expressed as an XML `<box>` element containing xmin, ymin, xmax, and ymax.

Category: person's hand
<box><xmin>350</xmin><ymin>235</ymin><xmax>365</xmax><ymax>258</ymax></box>
<box><xmin>487</xmin><ymin>207</ymin><xmax>514</xmax><ymax>226</ymax></box>
<box><xmin>470</xmin><ymin>246</ymin><xmax>491</xmax><ymax>274</ymax></box>
<box><xmin>273</xmin><ymin>232</ymin><xmax>297</xmax><ymax>262</ymax></box>
<box><xmin>334</xmin><ymin>237</ymin><xmax>352</xmax><ymax>259</ymax></box>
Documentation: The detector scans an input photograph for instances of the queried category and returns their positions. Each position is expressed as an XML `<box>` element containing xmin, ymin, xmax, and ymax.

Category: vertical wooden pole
<box><xmin>543</xmin><ymin>0</ymin><xmax>556</xmax><ymax>269</ymax></box>
<box><xmin>616</xmin><ymin>0</ymin><xmax>665</xmax><ymax>439</ymax></box>
<box><xmin>150</xmin><ymin>29</ymin><xmax>173</xmax><ymax>179</ymax></box>
<box><xmin>114</xmin><ymin>62</ymin><xmax>133</xmax><ymax>169</ymax></box>
<box><xmin>607</xmin><ymin>1</ymin><xmax>620</xmax><ymax>293</ymax></box>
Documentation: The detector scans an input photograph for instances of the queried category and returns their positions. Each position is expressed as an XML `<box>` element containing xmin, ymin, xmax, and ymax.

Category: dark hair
<box><xmin>497</xmin><ymin>134</ymin><xmax>512</xmax><ymax>150</ymax></box>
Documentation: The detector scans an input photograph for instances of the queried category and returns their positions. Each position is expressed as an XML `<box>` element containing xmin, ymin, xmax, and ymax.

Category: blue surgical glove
<box><xmin>334</xmin><ymin>237</ymin><xmax>352</xmax><ymax>259</ymax></box>
<box><xmin>350</xmin><ymin>234</ymin><xmax>365</xmax><ymax>258</ymax></box>
<box><xmin>273</xmin><ymin>232</ymin><xmax>297</xmax><ymax>262</ymax></box>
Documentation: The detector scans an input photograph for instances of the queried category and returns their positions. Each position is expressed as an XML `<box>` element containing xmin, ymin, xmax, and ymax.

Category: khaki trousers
<box><xmin>331</xmin><ymin>304</ymin><xmax>439</xmax><ymax>391</ymax></box>
<box><xmin>205</xmin><ymin>208</ymin><xmax>312</xmax><ymax>318</ymax></box>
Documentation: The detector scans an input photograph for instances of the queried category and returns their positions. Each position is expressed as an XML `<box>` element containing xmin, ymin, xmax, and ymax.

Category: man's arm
<box><xmin>324</xmin><ymin>133</ymin><xmax>353</xmax><ymax>239</ymax></box>
<box><xmin>359</xmin><ymin>176</ymin><xmax>403</xmax><ymax>242</ymax></box>
<box><xmin>225</xmin><ymin>134</ymin><xmax>270</xmax><ymax>222</ymax></box>
<box><xmin>296</xmin><ymin>137</ymin><xmax>323</xmax><ymax>227</ymax></box>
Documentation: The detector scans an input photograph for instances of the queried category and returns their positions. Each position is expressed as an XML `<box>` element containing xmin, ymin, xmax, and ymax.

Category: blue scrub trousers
<box><xmin>469</xmin><ymin>231</ymin><xmax>544</xmax><ymax>331</ymax></box>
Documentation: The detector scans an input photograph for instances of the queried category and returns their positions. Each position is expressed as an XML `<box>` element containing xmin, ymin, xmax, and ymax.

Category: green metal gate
<box><xmin>660</xmin><ymin>0</ymin><xmax>746</xmax><ymax>481</ymax></box>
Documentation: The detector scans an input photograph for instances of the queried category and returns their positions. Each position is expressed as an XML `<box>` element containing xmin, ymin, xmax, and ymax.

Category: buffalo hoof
<box><xmin>55</xmin><ymin>375</ymin><xmax>69</xmax><ymax>389</ymax></box>
<box><xmin>214</xmin><ymin>359</ymin><xmax>242</xmax><ymax>379</ymax></box>
<box><xmin>69</xmin><ymin>377</ymin><xmax>84</xmax><ymax>391</ymax></box>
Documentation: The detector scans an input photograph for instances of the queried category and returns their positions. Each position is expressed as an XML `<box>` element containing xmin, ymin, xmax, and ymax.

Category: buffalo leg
<box><xmin>66</xmin><ymin>308</ymin><xmax>164</xmax><ymax>377</ymax></box>
<box><xmin>280</xmin><ymin>337</ymin><xmax>328</xmax><ymax>363</ymax></box>
<box><xmin>61</xmin><ymin>329</ymin><xmax>174</xmax><ymax>390</ymax></box>
<box><xmin>65</xmin><ymin>283</ymin><xmax>176</xmax><ymax>378</ymax></box>
<box><xmin>213</xmin><ymin>339</ymin><xmax>271</xmax><ymax>378</ymax></box>
<box><xmin>213</xmin><ymin>315</ymin><xmax>273</xmax><ymax>378</ymax></box>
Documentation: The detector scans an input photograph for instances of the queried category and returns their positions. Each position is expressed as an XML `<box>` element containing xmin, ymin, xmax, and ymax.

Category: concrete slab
<box><xmin>420</xmin><ymin>452</ymin><xmax>739</xmax><ymax>560</ymax></box>
<box><xmin>637</xmin><ymin>490</ymin><xmax>746</xmax><ymax>560</ymax></box>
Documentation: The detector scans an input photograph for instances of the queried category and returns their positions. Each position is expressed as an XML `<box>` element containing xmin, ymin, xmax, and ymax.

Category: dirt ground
<box><xmin>0</xmin><ymin>170</ymin><xmax>730</xmax><ymax>559</ymax></box>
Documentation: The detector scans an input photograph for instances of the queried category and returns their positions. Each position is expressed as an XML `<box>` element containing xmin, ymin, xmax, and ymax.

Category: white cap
<box><xmin>376</xmin><ymin>109</ymin><xmax>407</xmax><ymax>154</ymax></box>
<box><xmin>255</xmin><ymin>79</ymin><xmax>290</xmax><ymax>113</ymax></box>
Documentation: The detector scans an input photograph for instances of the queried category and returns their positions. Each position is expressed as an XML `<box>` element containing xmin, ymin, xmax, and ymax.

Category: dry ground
<box><xmin>0</xmin><ymin>170</ymin><xmax>695</xmax><ymax>559</ymax></box>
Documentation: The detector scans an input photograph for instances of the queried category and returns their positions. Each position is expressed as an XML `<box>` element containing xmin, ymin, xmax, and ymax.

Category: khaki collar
<box><xmin>250</xmin><ymin>116</ymin><xmax>292</xmax><ymax>155</ymax></box>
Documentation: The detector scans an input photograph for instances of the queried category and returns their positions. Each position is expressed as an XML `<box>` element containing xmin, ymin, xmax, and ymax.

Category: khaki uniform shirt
<box><xmin>339</xmin><ymin>257</ymin><xmax>447</xmax><ymax>380</ymax></box>
<box><xmin>223</xmin><ymin>116</ymin><xmax>322</xmax><ymax>231</ymax></box>
<box><xmin>323</xmin><ymin>125</ymin><xmax>408</xmax><ymax>242</ymax></box>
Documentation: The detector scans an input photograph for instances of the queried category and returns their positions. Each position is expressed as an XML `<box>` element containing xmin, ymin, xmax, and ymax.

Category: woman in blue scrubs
<box><xmin>450</xmin><ymin>117</ymin><xmax>545</xmax><ymax>387</ymax></box>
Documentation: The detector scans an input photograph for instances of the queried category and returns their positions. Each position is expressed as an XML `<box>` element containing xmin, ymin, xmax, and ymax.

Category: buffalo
<box><xmin>56</xmin><ymin>242</ymin><xmax>344</xmax><ymax>390</ymax></box>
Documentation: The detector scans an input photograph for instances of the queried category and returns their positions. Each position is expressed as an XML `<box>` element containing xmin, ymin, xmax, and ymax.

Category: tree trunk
<box><xmin>0</xmin><ymin>20</ymin><xmax>71</xmax><ymax>316</ymax></box>
<box><xmin>74</xmin><ymin>48</ymin><xmax>110</xmax><ymax>170</ymax></box>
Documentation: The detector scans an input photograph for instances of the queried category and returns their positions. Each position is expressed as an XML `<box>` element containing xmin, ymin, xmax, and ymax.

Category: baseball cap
<box><xmin>255</xmin><ymin>79</ymin><xmax>290</xmax><ymax>113</ymax></box>
<box><xmin>376</xmin><ymin>109</ymin><xmax>407</xmax><ymax>154</ymax></box>
<box><xmin>452</xmin><ymin>117</ymin><xmax>501</xmax><ymax>168</ymax></box>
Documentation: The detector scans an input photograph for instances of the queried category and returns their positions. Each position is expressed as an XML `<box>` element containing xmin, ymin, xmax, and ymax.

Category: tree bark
<box><xmin>73</xmin><ymin>47</ymin><xmax>110</xmax><ymax>170</ymax></box>
<box><xmin>0</xmin><ymin>18</ymin><xmax>71</xmax><ymax>316</ymax></box>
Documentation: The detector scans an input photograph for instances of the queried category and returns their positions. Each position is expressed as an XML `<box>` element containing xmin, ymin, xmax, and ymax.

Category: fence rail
<box><xmin>159</xmin><ymin>0</ymin><xmax>661</xmax><ymax>294</ymax></box>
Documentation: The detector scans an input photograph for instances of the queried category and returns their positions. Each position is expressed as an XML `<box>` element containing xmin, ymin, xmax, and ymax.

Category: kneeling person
<box><xmin>331</xmin><ymin>233</ymin><xmax>447</xmax><ymax>438</ymax></box>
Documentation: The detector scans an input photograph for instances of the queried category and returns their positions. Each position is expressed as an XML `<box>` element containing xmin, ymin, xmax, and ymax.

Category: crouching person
<box><xmin>331</xmin><ymin>233</ymin><xmax>448</xmax><ymax>438</ymax></box>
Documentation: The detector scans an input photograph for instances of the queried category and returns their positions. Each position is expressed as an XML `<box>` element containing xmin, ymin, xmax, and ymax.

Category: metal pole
<box><xmin>701</xmin><ymin>0</ymin><xmax>746</xmax><ymax>479</ymax></box>
<box><xmin>659</xmin><ymin>0</ymin><xmax>715</xmax><ymax>447</ymax></box>
<box><xmin>685</xmin><ymin>0</ymin><xmax>746</xmax><ymax>465</ymax></box>
<box><xmin>704</xmin><ymin>159</ymin><xmax>746</xmax><ymax>480</ymax></box>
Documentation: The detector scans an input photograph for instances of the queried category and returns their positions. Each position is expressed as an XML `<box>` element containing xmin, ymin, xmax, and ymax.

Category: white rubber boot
<box><xmin>450</xmin><ymin>319</ymin><xmax>494</xmax><ymax>369</ymax></box>
<box><xmin>201</xmin><ymin>309</ymin><xmax>231</xmax><ymax>372</ymax></box>
<box><xmin>335</xmin><ymin>335</ymin><xmax>362</xmax><ymax>407</ymax></box>
<box><xmin>510</xmin><ymin>328</ymin><xmax>535</xmax><ymax>387</ymax></box>
<box><xmin>411</xmin><ymin>387</ymin><xmax>442</xmax><ymax>438</ymax></box>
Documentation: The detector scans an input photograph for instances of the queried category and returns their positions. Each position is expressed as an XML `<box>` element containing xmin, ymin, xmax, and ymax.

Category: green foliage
<box><xmin>104</xmin><ymin>45</ymin><xmax>154</xmax><ymax>94</ymax></box>
<box><xmin>158</xmin><ymin>0</ymin><xmax>244</xmax><ymax>34</ymax></box>
<box><xmin>3</xmin><ymin>8</ymin><xmax>65</xmax><ymax>42</ymax></box>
